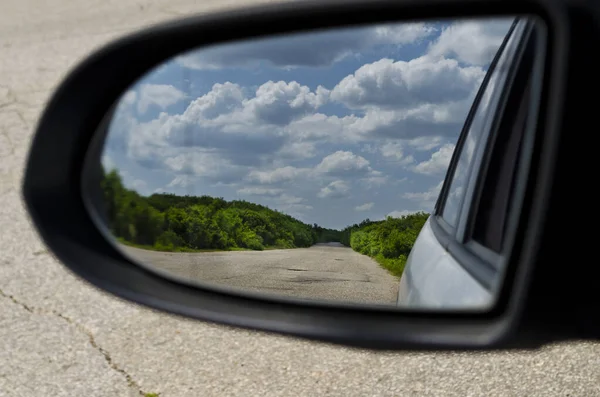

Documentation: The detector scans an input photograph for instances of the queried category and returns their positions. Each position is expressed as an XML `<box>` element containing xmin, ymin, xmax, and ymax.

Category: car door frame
<box><xmin>437</xmin><ymin>16</ymin><xmax>543</xmax><ymax>284</ymax></box>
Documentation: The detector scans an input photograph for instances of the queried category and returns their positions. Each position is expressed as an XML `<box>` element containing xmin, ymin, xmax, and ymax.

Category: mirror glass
<box><xmin>93</xmin><ymin>16</ymin><xmax>541</xmax><ymax>309</ymax></box>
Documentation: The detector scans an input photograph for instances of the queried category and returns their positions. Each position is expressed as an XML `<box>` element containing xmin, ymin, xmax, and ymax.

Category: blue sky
<box><xmin>102</xmin><ymin>17</ymin><xmax>513</xmax><ymax>230</ymax></box>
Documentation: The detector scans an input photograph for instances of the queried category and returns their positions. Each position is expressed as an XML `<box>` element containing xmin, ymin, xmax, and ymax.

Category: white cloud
<box><xmin>360</xmin><ymin>175</ymin><xmax>389</xmax><ymax>188</ymax></box>
<box><xmin>427</xmin><ymin>18</ymin><xmax>514</xmax><ymax>66</ymax></box>
<box><xmin>402</xmin><ymin>180</ymin><xmax>444</xmax><ymax>210</ymax></box>
<box><xmin>413</xmin><ymin>143</ymin><xmax>455</xmax><ymax>175</ymax></box>
<box><xmin>315</xmin><ymin>151</ymin><xmax>372</xmax><ymax>175</ymax></box>
<box><xmin>183</xmin><ymin>82</ymin><xmax>244</xmax><ymax>119</ymax></box>
<box><xmin>294</xmin><ymin>97</ymin><xmax>472</xmax><ymax>144</ymax></box>
<box><xmin>318</xmin><ymin>180</ymin><xmax>350</xmax><ymax>199</ymax></box>
<box><xmin>379</xmin><ymin>142</ymin><xmax>415</xmax><ymax>166</ymax></box>
<box><xmin>407</xmin><ymin>136</ymin><xmax>445</xmax><ymax>151</ymax></box>
<box><xmin>123</xmin><ymin>61</ymin><xmax>475</xmax><ymax>181</ymax></box>
<box><xmin>272</xmin><ymin>193</ymin><xmax>313</xmax><ymax>215</ymax></box>
<box><xmin>160</xmin><ymin>150</ymin><xmax>246</xmax><ymax>183</ymax></box>
<box><xmin>277</xmin><ymin>194</ymin><xmax>306</xmax><ymax>205</ymax></box>
<box><xmin>246</xmin><ymin>166</ymin><xmax>310</xmax><ymax>184</ymax></box>
<box><xmin>237</xmin><ymin>187</ymin><xmax>284</xmax><ymax>196</ymax></box>
<box><xmin>403</xmin><ymin>180</ymin><xmax>443</xmax><ymax>201</ymax></box>
<box><xmin>137</xmin><ymin>84</ymin><xmax>186</xmax><ymax>114</ymax></box>
<box><xmin>101</xmin><ymin>153</ymin><xmax>115</xmax><ymax>171</ymax></box>
<box><xmin>131</xmin><ymin>179</ymin><xmax>147</xmax><ymax>192</ymax></box>
<box><xmin>120</xmin><ymin>90</ymin><xmax>137</xmax><ymax>108</ymax></box>
<box><xmin>244</xmin><ymin>81</ymin><xmax>329</xmax><ymax>125</ymax></box>
<box><xmin>355</xmin><ymin>202</ymin><xmax>374</xmax><ymax>211</ymax></box>
<box><xmin>284</xmin><ymin>113</ymin><xmax>360</xmax><ymax>143</ymax></box>
<box><xmin>275</xmin><ymin>141</ymin><xmax>317</xmax><ymax>160</ymax></box>
<box><xmin>105</xmin><ymin>91</ymin><xmax>138</xmax><ymax>156</ymax></box>
<box><xmin>330</xmin><ymin>56</ymin><xmax>485</xmax><ymax>110</ymax></box>
<box><xmin>124</xmin><ymin>81</ymin><xmax>336</xmax><ymax>177</ymax></box>
<box><xmin>167</xmin><ymin>175</ymin><xmax>197</xmax><ymax>189</ymax></box>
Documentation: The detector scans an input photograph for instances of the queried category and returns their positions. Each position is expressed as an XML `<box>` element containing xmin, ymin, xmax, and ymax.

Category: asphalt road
<box><xmin>121</xmin><ymin>243</ymin><xmax>400</xmax><ymax>305</ymax></box>
<box><xmin>1</xmin><ymin>1</ymin><xmax>600</xmax><ymax>397</ymax></box>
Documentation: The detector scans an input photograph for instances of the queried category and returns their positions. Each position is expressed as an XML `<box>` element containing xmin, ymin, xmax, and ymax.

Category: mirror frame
<box><xmin>23</xmin><ymin>0</ymin><xmax>568</xmax><ymax>350</ymax></box>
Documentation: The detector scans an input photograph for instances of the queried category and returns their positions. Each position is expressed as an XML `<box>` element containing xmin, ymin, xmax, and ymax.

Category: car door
<box><xmin>397</xmin><ymin>17</ymin><xmax>540</xmax><ymax>309</ymax></box>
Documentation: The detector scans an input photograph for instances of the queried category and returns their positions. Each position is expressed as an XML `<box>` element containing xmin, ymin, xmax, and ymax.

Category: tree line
<box><xmin>101</xmin><ymin>168</ymin><xmax>429</xmax><ymax>275</ymax></box>
<box><xmin>101</xmin><ymin>168</ymin><xmax>344</xmax><ymax>252</ymax></box>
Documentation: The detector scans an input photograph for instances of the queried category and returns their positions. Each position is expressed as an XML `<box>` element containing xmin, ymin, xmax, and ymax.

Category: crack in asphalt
<box><xmin>0</xmin><ymin>126</ymin><xmax>15</xmax><ymax>157</ymax></box>
<box><xmin>0</xmin><ymin>288</ymin><xmax>149</xmax><ymax>396</ymax></box>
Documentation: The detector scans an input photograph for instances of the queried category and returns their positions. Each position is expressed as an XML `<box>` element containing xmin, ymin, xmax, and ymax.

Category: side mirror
<box><xmin>22</xmin><ymin>0</ymin><xmax>571</xmax><ymax>350</ymax></box>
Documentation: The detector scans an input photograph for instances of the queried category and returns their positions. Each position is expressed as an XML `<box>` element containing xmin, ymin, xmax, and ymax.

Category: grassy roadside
<box><xmin>370</xmin><ymin>254</ymin><xmax>407</xmax><ymax>278</ymax></box>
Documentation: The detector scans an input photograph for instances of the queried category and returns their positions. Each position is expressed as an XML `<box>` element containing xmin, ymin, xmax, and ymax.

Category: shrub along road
<box><xmin>121</xmin><ymin>243</ymin><xmax>400</xmax><ymax>305</ymax></box>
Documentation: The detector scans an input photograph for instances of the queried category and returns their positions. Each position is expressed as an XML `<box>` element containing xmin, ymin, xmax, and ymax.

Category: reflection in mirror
<box><xmin>92</xmin><ymin>16</ymin><xmax>540</xmax><ymax>309</ymax></box>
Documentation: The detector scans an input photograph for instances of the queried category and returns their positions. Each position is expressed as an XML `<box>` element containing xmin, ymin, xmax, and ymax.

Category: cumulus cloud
<box><xmin>177</xmin><ymin>22</ymin><xmax>436</xmax><ymax>70</ymax></box>
<box><xmin>290</xmin><ymin>95</ymin><xmax>473</xmax><ymax>144</ymax></box>
<box><xmin>407</xmin><ymin>136</ymin><xmax>446</xmax><ymax>151</ymax></box>
<box><xmin>167</xmin><ymin>175</ymin><xmax>197</xmax><ymax>189</ymax></box>
<box><xmin>120</xmin><ymin>90</ymin><xmax>137</xmax><ymax>108</ymax></box>
<box><xmin>246</xmin><ymin>166</ymin><xmax>311</xmax><ymax>184</ymax></box>
<box><xmin>318</xmin><ymin>180</ymin><xmax>350</xmax><ymax>199</ymax></box>
<box><xmin>285</xmin><ymin>98</ymin><xmax>469</xmax><ymax>147</ymax></box>
<box><xmin>126</xmin><ymin>80</ymin><xmax>331</xmax><ymax>171</ymax></box>
<box><xmin>360</xmin><ymin>175</ymin><xmax>389</xmax><ymax>188</ymax></box>
<box><xmin>355</xmin><ymin>202</ymin><xmax>374</xmax><ymax>211</ymax></box>
<box><xmin>277</xmin><ymin>194</ymin><xmax>306</xmax><ymax>205</ymax></box>
<box><xmin>237</xmin><ymin>187</ymin><xmax>284</xmax><ymax>196</ymax></box>
<box><xmin>403</xmin><ymin>180</ymin><xmax>443</xmax><ymax>201</ymax></box>
<box><xmin>275</xmin><ymin>141</ymin><xmax>318</xmax><ymax>160</ymax></box>
<box><xmin>272</xmin><ymin>193</ymin><xmax>313</xmax><ymax>216</ymax></box>
<box><xmin>413</xmin><ymin>143</ymin><xmax>455</xmax><ymax>175</ymax></box>
<box><xmin>161</xmin><ymin>151</ymin><xmax>246</xmax><ymax>183</ymax></box>
<box><xmin>427</xmin><ymin>18</ymin><xmax>514</xmax><ymax>66</ymax></box>
<box><xmin>284</xmin><ymin>113</ymin><xmax>359</xmax><ymax>142</ymax></box>
<box><xmin>137</xmin><ymin>84</ymin><xmax>186</xmax><ymax>114</ymax></box>
<box><xmin>402</xmin><ymin>180</ymin><xmax>444</xmax><ymax>210</ymax></box>
<box><xmin>101</xmin><ymin>153</ymin><xmax>116</xmax><ymax>172</ymax></box>
<box><xmin>244</xmin><ymin>150</ymin><xmax>381</xmax><ymax>188</ymax></box>
<box><xmin>315</xmin><ymin>151</ymin><xmax>372</xmax><ymax>175</ymax></box>
<box><xmin>330</xmin><ymin>56</ymin><xmax>485</xmax><ymax>110</ymax></box>
<box><xmin>131</xmin><ymin>179</ymin><xmax>148</xmax><ymax>192</ymax></box>
<box><xmin>244</xmin><ymin>81</ymin><xmax>329</xmax><ymax>125</ymax></box>
<box><xmin>105</xmin><ymin>90</ymin><xmax>138</xmax><ymax>155</ymax></box>
<box><xmin>378</xmin><ymin>142</ymin><xmax>415</xmax><ymax>166</ymax></box>
<box><xmin>124</xmin><ymin>51</ymin><xmax>483</xmax><ymax>180</ymax></box>
<box><xmin>182</xmin><ymin>82</ymin><xmax>244</xmax><ymax>119</ymax></box>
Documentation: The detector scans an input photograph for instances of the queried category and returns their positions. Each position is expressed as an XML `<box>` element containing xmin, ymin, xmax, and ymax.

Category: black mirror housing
<box><xmin>22</xmin><ymin>0</ymin><xmax>573</xmax><ymax>350</ymax></box>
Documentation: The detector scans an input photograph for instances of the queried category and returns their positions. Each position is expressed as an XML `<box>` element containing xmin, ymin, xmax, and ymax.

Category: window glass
<box><xmin>441</xmin><ymin>28</ymin><xmax>517</xmax><ymax>227</ymax></box>
<box><xmin>473</xmin><ymin>31</ymin><xmax>536</xmax><ymax>252</ymax></box>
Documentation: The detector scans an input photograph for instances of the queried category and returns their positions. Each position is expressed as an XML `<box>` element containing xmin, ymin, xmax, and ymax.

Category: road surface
<box><xmin>2</xmin><ymin>1</ymin><xmax>600</xmax><ymax>397</ymax></box>
<box><xmin>121</xmin><ymin>243</ymin><xmax>400</xmax><ymax>305</ymax></box>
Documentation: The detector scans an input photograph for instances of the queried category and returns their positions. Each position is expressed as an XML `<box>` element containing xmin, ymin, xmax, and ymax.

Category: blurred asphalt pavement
<box><xmin>1</xmin><ymin>1</ymin><xmax>599</xmax><ymax>396</ymax></box>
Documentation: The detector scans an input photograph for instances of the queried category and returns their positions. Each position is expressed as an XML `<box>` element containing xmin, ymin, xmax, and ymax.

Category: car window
<box><xmin>472</xmin><ymin>28</ymin><xmax>537</xmax><ymax>252</ymax></box>
<box><xmin>441</xmin><ymin>23</ymin><xmax>520</xmax><ymax>228</ymax></box>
